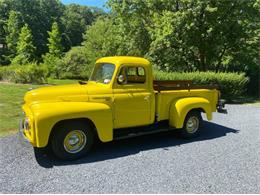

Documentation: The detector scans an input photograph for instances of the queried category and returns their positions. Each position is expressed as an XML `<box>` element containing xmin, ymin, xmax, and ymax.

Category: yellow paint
<box><xmin>31</xmin><ymin>102</ymin><xmax>113</xmax><ymax>147</ymax></box>
<box><xmin>156</xmin><ymin>89</ymin><xmax>218</xmax><ymax>121</ymax></box>
<box><xmin>21</xmin><ymin>56</ymin><xmax>219</xmax><ymax>148</ymax></box>
<box><xmin>112</xmin><ymin>63</ymin><xmax>155</xmax><ymax>128</ymax></box>
<box><xmin>169</xmin><ymin>97</ymin><xmax>212</xmax><ymax>128</ymax></box>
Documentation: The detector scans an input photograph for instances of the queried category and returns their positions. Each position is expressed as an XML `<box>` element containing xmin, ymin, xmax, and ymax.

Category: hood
<box><xmin>24</xmin><ymin>82</ymin><xmax>110</xmax><ymax>105</ymax></box>
<box><xmin>24</xmin><ymin>84</ymin><xmax>87</xmax><ymax>105</ymax></box>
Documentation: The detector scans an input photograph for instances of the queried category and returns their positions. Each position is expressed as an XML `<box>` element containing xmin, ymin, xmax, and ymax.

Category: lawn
<box><xmin>0</xmin><ymin>79</ymin><xmax>77</xmax><ymax>137</ymax></box>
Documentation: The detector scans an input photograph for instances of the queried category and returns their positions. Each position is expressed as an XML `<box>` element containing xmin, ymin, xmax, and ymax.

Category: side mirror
<box><xmin>117</xmin><ymin>75</ymin><xmax>125</xmax><ymax>84</ymax></box>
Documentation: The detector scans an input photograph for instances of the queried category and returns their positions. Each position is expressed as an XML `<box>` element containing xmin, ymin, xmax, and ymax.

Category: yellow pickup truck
<box><xmin>20</xmin><ymin>56</ymin><xmax>227</xmax><ymax>160</ymax></box>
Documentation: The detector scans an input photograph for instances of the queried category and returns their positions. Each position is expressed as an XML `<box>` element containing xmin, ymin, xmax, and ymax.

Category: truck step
<box><xmin>113</xmin><ymin>120</ymin><xmax>175</xmax><ymax>140</ymax></box>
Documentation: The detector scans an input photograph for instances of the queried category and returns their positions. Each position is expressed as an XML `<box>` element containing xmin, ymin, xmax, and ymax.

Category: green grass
<box><xmin>0</xmin><ymin>83</ymin><xmax>39</xmax><ymax>136</ymax></box>
<box><xmin>0</xmin><ymin>79</ymin><xmax>77</xmax><ymax>137</ymax></box>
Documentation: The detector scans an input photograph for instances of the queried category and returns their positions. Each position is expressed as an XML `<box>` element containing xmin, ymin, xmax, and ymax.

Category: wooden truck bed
<box><xmin>153</xmin><ymin>80</ymin><xmax>218</xmax><ymax>92</ymax></box>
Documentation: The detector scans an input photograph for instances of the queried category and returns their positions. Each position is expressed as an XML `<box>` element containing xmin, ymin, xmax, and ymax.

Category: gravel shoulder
<box><xmin>0</xmin><ymin>104</ymin><xmax>260</xmax><ymax>193</ymax></box>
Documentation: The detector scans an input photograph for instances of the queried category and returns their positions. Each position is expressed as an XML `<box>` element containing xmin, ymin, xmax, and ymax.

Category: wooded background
<box><xmin>0</xmin><ymin>0</ymin><xmax>259</xmax><ymax>96</ymax></box>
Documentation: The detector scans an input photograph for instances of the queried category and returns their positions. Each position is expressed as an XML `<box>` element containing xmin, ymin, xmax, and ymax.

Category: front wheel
<box><xmin>180</xmin><ymin>110</ymin><xmax>202</xmax><ymax>138</ymax></box>
<box><xmin>51</xmin><ymin>122</ymin><xmax>94</xmax><ymax>160</ymax></box>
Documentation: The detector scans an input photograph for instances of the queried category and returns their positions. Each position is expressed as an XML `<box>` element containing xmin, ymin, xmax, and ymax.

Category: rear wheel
<box><xmin>180</xmin><ymin>110</ymin><xmax>202</xmax><ymax>138</ymax></box>
<box><xmin>51</xmin><ymin>121</ymin><xmax>94</xmax><ymax>160</ymax></box>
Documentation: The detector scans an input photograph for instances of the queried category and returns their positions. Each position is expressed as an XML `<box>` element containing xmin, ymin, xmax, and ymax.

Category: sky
<box><xmin>61</xmin><ymin>0</ymin><xmax>107</xmax><ymax>9</ymax></box>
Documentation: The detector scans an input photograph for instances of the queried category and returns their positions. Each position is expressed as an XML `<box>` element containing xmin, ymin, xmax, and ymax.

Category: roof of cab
<box><xmin>96</xmin><ymin>56</ymin><xmax>150</xmax><ymax>66</ymax></box>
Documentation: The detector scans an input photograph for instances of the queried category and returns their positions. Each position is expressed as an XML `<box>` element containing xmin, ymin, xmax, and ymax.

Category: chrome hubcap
<box><xmin>63</xmin><ymin>130</ymin><xmax>87</xmax><ymax>154</ymax></box>
<box><xmin>68</xmin><ymin>135</ymin><xmax>80</xmax><ymax>145</ymax></box>
<box><xmin>186</xmin><ymin>116</ymin><xmax>199</xmax><ymax>133</ymax></box>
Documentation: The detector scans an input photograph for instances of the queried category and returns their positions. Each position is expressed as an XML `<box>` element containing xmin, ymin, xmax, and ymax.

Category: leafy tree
<box><xmin>12</xmin><ymin>24</ymin><xmax>36</xmax><ymax>64</ymax></box>
<box><xmin>61</xmin><ymin>4</ymin><xmax>104</xmax><ymax>50</ymax></box>
<box><xmin>4</xmin><ymin>10</ymin><xmax>23</xmax><ymax>60</ymax></box>
<box><xmin>0</xmin><ymin>0</ymin><xmax>102</xmax><ymax>64</ymax></box>
<box><xmin>107</xmin><ymin>0</ymin><xmax>260</xmax><ymax>73</ymax></box>
<box><xmin>82</xmin><ymin>17</ymin><xmax>121</xmax><ymax>66</ymax></box>
<box><xmin>42</xmin><ymin>21</ymin><xmax>63</xmax><ymax>78</ymax></box>
<box><xmin>23</xmin><ymin>0</ymin><xmax>64</xmax><ymax>57</ymax></box>
<box><xmin>0</xmin><ymin>0</ymin><xmax>64</xmax><ymax>59</ymax></box>
<box><xmin>0</xmin><ymin>0</ymin><xmax>12</xmax><ymax>65</ymax></box>
<box><xmin>56</xmin><ymin>46</ymin><xmax>91</xmax><ymax>79</ymax></box>
<box><xmin>36</xmin><ymin>0</ymin><xmax>65</xmax><ymax>57</ymax></box>
<box><xmin>47</xmin><ymin>21</ymin><xmax>63</xmax><ymax>57</ymax></box>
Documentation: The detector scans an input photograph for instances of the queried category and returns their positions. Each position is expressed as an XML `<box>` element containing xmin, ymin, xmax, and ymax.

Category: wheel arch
<box><xmin>32</xmin><ymin>102</ymin><xmax>113</xmax><ymax>148</ymax></box>
<box><xmin>169</xmin><ymin>97</ymin><xmax>212</xmax><ymax>129</ymax></box>
<box><xmin>190</xmin><ymin>107</ymin><xmax>205</xmax><ymax>114</ymax></box>
<box><xmin>48</xmin><ymin>118</ymin><xmax>98</xmax><ymax>147</ymax></box>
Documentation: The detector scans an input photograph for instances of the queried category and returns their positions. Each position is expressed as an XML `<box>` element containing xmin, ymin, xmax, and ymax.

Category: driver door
<box><xmin>113</xmin><ymin>65</ymin><xmax>152</xmax><ymax>129</ymax></box>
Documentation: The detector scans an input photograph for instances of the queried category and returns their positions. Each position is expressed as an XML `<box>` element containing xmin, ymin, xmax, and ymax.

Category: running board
<box><xmin>113</xmin><ymin>121</ymin><xmax>176</xmax><ymax>140</ymax></box>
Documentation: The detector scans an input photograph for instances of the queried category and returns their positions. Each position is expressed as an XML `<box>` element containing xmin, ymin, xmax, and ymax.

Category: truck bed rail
<box><xmin>153</xmin><ymin>80</ymin><xmax>218</xmax><ymax>92</ymax></box>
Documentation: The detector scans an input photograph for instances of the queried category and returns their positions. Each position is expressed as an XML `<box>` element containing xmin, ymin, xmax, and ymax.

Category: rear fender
<box><xmin>31</xmin><ymin>102</ymin><xmax>113</xmax><ymax>147</ymax></box>
<box><xmin>169</xmin><ymin>97</ymin><xmax>212</xmax><ymax>128</ymax></box>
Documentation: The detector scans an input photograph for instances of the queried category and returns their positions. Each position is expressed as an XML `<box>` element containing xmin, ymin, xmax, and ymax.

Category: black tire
<box><xmin>51</xmin><ymin>121</ymin><xmax>94</xmax><ymax>160</ymax></box>
<box><xmin>180</xmin><ymin>110</ymin><xmax>202</xmax><ymax>139</ymax></box>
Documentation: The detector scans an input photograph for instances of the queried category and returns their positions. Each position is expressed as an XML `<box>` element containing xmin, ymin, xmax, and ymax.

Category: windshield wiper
<box><xmin>78</xmin><ymin>80</ymin><xmax>87</xmax><ymax>85</ymax></box>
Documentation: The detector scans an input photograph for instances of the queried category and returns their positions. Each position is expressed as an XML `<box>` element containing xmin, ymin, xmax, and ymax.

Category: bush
<box><xmin>56</xmin><ymin>46</ymin><xmax>93</xmax><ymax>80</ymax></box>
<box><xmin>58</xmin><ymin>71</ymin><xmax>89</xmax><ymax>80</ymax></box>
<box><xmin>0</xmin><ymin>63</ymin><xmax>47</xmax><ymax>84</ymax></box>
<box><xmin>42</xmin><ymin>54</ymin><xmax>61</xmax><ymax>78</ymax></box>
<box><xmin>154</xmin><ymin>71</ymin><xmax>249</xmax><ymax>100</ymax></box>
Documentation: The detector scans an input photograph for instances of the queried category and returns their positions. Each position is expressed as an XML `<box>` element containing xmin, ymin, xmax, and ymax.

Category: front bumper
<box><xmin>217</xmin><ymin>99</ymin><xmax>228</xmax><ymax>114</ymax></box>
<box><xmin>18</xmin><ymin>119</ymin><xmax>31</xmax><ymax>145</ymax></box>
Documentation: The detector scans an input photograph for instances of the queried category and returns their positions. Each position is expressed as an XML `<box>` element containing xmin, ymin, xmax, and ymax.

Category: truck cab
<box><xmin>20</xmin><ymin>56</ymin><xmax>226</xmax><ymax>160</ymax></box>
<box><xmin>91</xmin><ymin>57</ymin><xmax>155</xmax><ymax>128</ymax></box>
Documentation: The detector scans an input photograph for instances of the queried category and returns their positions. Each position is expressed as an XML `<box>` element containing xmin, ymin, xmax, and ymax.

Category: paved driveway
<box><xmin>0</xmin><ymin>104</ymin><xmax>259</xmax><ymax>193</ymax></box>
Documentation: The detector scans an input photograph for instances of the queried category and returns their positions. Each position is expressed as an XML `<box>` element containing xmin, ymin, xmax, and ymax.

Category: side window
<box><xmin>137</xmin><ymin>67</ymin><xmax>145</xmax><ymax>76</ymax></box>
<box><xmin>118</xmin><ymin>66</ymin><xmax>146</xmax><ymax>84</ymax></box>
<box><xmin>127</xmin><ymin>67</ymin><xmax>136</xmax><ymax>76</ymax></box>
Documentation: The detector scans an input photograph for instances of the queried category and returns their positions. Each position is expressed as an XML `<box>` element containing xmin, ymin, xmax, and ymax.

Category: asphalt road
<box><xmin>1</xmin><ymin>104</ymin><xmax>260</xmax><ymax>193</ymax></box>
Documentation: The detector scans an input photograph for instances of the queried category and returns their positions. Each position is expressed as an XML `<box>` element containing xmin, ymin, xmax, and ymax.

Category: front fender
<box><xmin>30</xmin><ymin>102</ymin><xmax>113</xmax><ymax>147</ymax></box>
<box><xmin>169</xmin><ymin>97</ymin><xmax>212</xmax><ymax>128</ymax></box>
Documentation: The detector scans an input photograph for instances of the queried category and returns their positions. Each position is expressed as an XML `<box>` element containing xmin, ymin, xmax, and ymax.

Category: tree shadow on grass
<box><xmin>34</xmin><ymin>121</ymin><xmax>239</xmax><ymax>168</ymax></box>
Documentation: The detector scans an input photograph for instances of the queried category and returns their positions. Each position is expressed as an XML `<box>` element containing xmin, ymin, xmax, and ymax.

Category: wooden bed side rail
<box><xmin>153</xmin><ymin>80</ymin><xmax>218</xmax><ymax>91</ymax></box>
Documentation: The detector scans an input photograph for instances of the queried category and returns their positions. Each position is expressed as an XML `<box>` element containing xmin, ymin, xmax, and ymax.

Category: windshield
<box><xmin>89</xmin><ymin>63</ymin><xmax>115</xmax><ymax>84</ymax></box>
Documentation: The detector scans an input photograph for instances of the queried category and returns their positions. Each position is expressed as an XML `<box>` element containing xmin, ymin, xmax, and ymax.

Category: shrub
<box><xmin>154</xmin><ymin>71</ymin><xmax>249</xmax><ymax>100</ymax></box>
<box><xmin>58</xmin><ymin>71</ymin><xmax>89</xmax><ymax>80</ymax></box>
<box><xmin>56</xmin><ymin>46</ymin><xmax>93</xmax><ymax>80</ymax></box>
<box><xmin>0</xmin><ymin>63</ymin><xmax>47</xmax><ymax>84</ymax></box>
<box><xmin>42</xmin><ymin>54</ymin><xmax>61</xmax><ymax>78</ymax></box>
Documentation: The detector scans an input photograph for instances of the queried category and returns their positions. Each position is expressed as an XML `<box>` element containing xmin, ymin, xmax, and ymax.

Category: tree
<box><xmin>107</xmin><ymin>0</ymin><xmax>260</xmax><ymax>73</ymax></box>
<box><xmin>47</xmin><ymin>21</ymin><xmax>63</xmax><ymax>57</ymax></box>
<box><xmin>37</xmin><ymin>0</ymin><xmax>65</xmax><ymax>56</ymax></box>
<box><xmin>0</xmin><ymin>0</ymin><xmax>12</xmax><ymax>65</ymax></box>
<box><xmin>61</xmin><ymin>4</ymin><xmax>104</xmax><ymax>50</ymax></box>
<box><xmin>56</xmin><ymin>46</ymin><xmax>91</xmax><ymax>79</ymax></box>
<box><xmin>0</xmin><ymin>0</ymin><xmax>103</xmax><ymax>64</ymax></box>
<box><xmin>82</xmin><ymin>17</ymin><xmax>121</xmax><ymax>66</ymax></box>
<box><xmin>42</xmin><ymin>21</ymin><xmax>63</xmax><ymax>78</ymax></box>
<box><xmin>0</xmin><ymin>0</ymin><xmax>65</xmax><ymax>59</ymax></box>
<box><xmin>12</xmin><ymin>24</ymin><xmax>36</xmax><ymax>64</ymax></box>
<box><xmin>5</xmin><ymin>10</ymin><xmax>23</xmax><ymax>60</ymax></box>
<box><xmin>17</xmin><ymin>0</ymin><xmax>64</xmax><ymax>58</ymax></box>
